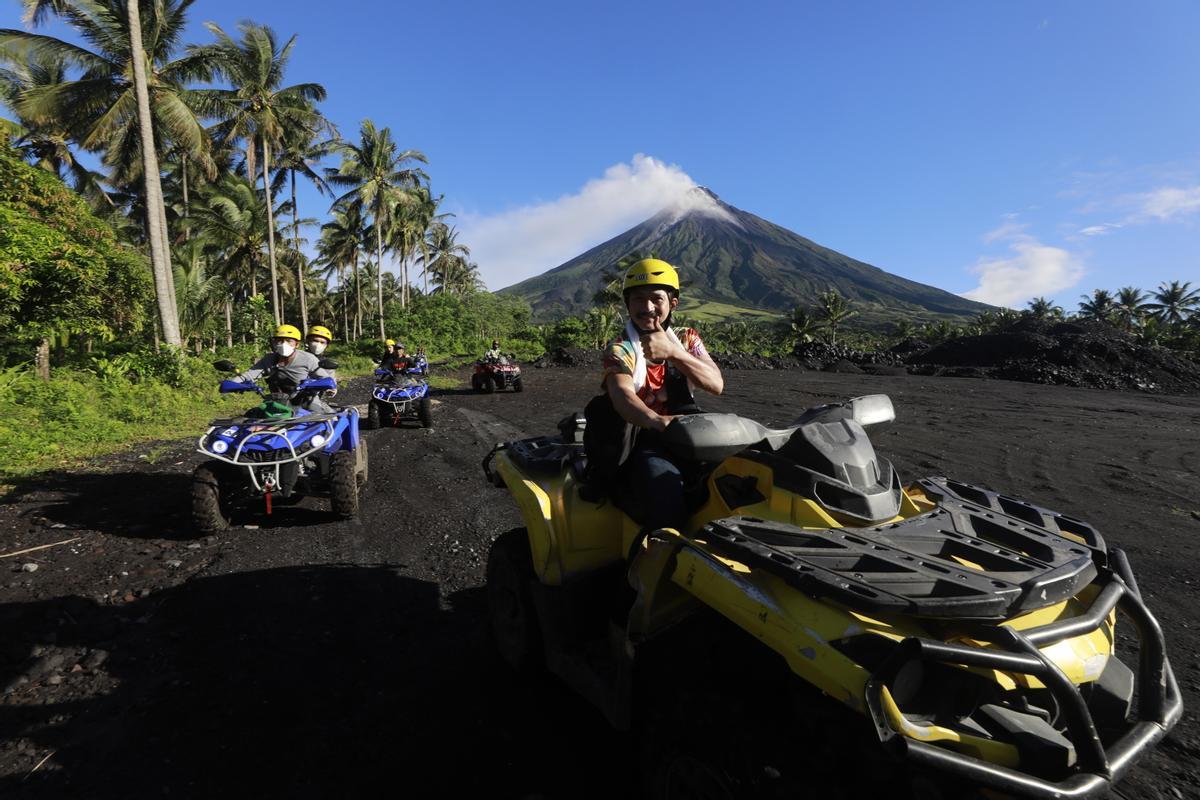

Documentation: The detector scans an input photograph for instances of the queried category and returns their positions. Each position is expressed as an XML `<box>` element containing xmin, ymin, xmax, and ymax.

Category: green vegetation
<box><xmin>677</xmin><ymin>300</ymin><xmax>782</xmax><ymax>323</ymax></box>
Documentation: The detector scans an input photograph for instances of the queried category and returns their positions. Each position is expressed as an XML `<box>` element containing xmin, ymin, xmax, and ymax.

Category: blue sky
<box><xmin>9</xmin><ymin>0</ymin><xmax>1200</xmax><ymax>308</ymax></box>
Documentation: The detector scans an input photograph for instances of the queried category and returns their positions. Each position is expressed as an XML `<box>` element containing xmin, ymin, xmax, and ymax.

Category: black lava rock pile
<box><xmin>905</xmin><ymin>318</ymin><xmax>1200</xmax><ymax>394</ymax></box>
<box><xmin>530</xmin><ymin>348</ymin><xmax>596</xmax><ymax>368</ymax></box>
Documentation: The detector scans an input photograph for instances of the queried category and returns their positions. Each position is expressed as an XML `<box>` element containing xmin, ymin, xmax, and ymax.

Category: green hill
<box><xmin>499</xmin><ymin>188</ymin><xmax>991</xmax><ymax>327</ymax></box>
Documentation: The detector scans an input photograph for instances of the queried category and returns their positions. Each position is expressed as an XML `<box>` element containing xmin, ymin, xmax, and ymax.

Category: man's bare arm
<box><xmin>606</xmin><ymin>372</ymin><xmax>674</xmax><ymax>432</ymax></box>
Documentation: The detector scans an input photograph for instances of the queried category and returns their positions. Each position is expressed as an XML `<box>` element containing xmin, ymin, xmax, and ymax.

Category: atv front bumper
<box><xmin>864</xmin><ymin>549</ymin><xmax>1182</xmax><ymax>799</ymax></box>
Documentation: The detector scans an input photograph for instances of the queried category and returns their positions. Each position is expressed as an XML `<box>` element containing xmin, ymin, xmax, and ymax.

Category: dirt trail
<box><xmin>1</xmin><ymin>369</ymin><xmax>1198</xmax><ymax>798</ymax></box>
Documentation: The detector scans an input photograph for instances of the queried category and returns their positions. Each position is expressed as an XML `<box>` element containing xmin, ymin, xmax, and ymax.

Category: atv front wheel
<box><xmin>329</xmin><ymin>449</ymin><xmax>360</xmax><ymax>518</ymax></box>
<box><xmin>513</xmin><ymin>376</ymin><xmax>523</xmax><ymax>393</ymax></box>
<box><xmin>417</xmin><ymin>397</ymin><xmax>433</xmax><ymax>428</ymax></box>
<box><xmin>192</xmin><ymin>460</ymin><xmax>232</xmax><ymax>532</ymax></box>
<box><xmin>365</xmin><ymin>399</ymin><xmax>381</xmax><ymax>430</ymax></box>
<box><xmin>484</xmin><ymin>373</ymin><xmax>496</xmax><ymax>394</ymax></box>
<box><xmin>486</xmin><ymin>528</ymin><xmax>541</xmax><ymax>671</ymax></box>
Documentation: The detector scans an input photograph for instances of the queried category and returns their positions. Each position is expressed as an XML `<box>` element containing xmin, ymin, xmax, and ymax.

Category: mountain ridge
<box><xmin>499</xmin><ymin>189</ymin><xmax>991</xmax><ymax>327</ymax></box>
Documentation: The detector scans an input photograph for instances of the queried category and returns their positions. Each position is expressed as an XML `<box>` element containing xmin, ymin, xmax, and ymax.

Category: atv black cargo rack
<box><xmin>698</xmin><ymin>478</ymin><xmax>1105</xmax><ymax>621</ymax></box>
<box><xmin>864</xmin><ymin>549</ymin><xmax>1181</xmax><ymax>799</ymax></box>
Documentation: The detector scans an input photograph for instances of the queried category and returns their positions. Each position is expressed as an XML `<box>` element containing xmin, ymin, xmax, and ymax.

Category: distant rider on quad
<box><xmin>235</xmin><ymin>324</ymin><xmax>336</xmax><ymax>413</ymax></box>
<box><xmin>381</xmin><ymin>342</ymin><xmax>415</xmax><ymax>375</ymax></box>
<box><xmin>598</xmin><ymin>259</ymin><xmax>723</xmax><ymax>532</ymax></box>
<box><xmin>378</xmin><ymin>338</ymin><xmax>397</xmax><ymax>366</ymax></box>
<box><xmin>305</xmin><ymin>325</ymin><xmax>337</xmax><ymax>399</ymax></box>
<box><xmin>484</xmin><ymin>339</ymin><xmax>502</xmax><ymax>362</ymax></box>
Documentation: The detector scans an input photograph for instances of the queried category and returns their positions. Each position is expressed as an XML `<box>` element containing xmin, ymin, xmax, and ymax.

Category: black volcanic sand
<box><xmin>1</xmin><ymin>370</ymin><xmax>1198</xmax><ymax>798</ymax></box>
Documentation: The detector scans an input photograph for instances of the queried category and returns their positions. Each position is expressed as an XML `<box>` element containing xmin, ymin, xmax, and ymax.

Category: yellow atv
<box><xmin>481</xmin><ymin>395</ymin><xmax>1181</xmax><ymax>799</ymax></box>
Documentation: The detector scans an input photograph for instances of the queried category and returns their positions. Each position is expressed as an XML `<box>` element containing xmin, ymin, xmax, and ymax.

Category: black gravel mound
<box><xmin>909</xmin><ymin>319</ymin><xmax>1200</xmax><ymax>394</ymax></box>
<box><xmin>531</xmin><ymin>348</ymin><xmax>596</xmax><ymax>368</ymax></box>
<box><xmin>710</xmin><ymin>352</ymin><xmax>804</xmax><ymax>370</ymax></box>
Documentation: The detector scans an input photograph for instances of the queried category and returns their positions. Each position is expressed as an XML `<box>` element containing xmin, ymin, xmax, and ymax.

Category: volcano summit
<box><xmin>500</xmin><ymin>188</ymin><xmax>990</xmax><ymax>326</ymax></box>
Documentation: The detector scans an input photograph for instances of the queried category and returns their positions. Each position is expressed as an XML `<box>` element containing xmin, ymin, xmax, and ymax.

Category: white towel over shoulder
<box><xmin>624</xmin><ymin>318</ymin><xmax>683</xmax><ymax>393</ymax></box>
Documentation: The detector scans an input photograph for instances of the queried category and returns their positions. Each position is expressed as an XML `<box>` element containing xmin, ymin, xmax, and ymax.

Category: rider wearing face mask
<box><xmin>235</xmin><ymin>324</ymin><xmax>333</xmax><ymax>410</ymax></box>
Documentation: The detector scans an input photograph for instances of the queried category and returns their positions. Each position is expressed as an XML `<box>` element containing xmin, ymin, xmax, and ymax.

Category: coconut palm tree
<box><xmin>816</xmin><ymin>290</ymin><xmax>856</xmax><ymax>345</ymax></box>
<box><xmin>385</xmin><ymin>186</ymin><xmax>438</xmax><ymax>305</ymax></box>
<box><xmin>1114</xmin><ymin>286</ymin><xmax>1149</xmax><ymax>332</ymax></box>
<box><xmin>316</xmin><ymin>206</ymin><xmax>367</xmax><ymax>340</ymax></box>
<box><xmin>0</xmin><ymin>52</ymin><xmax>112</xmax><ymax>209</ymax></box>
<box><xmin>190</xmin><ymin>173</ymin><xmax>273</xmax><ymax>316</ymax></box>
<box><xmin>1077</xmin><ymin>289</ymin><xmax>1116</xmax><ymax>322</ymax></box>
<box><xmin>272</xmin><ymin>123</ymin><xmax>334</xmax><ymax>332</ymax></box>
<box><xmin>424</xmin><ymin>222</ymin><xmax>473</xmax><ymax>296</ymax></box>
<box><xmin>1025</xmin><ymin>297</ymin><xmax>1064</xmax><ymax>320</ymax></box>
<box><xmin>0</xmin><ymin>0</ymin><xmax>218</xmax><ymax>346</ymax></box>
<box><xmin>172</xmin><ymin>237</ymin><xmax>221</xmax><ymax>352</ymax></box>
<box><xmin>326</xmin><ymin>119</ymin><xmax>427</xmax><ymax>338</ymax></box>
<box><xmin>1146</xmin><ymin>281</ymin><xmax>1200</xmax><ymax>326</ymax></box>
<box><xmin>189</xmin><ymin>21</ymin><xmax>327</xmax><ymax>327</ymax></box>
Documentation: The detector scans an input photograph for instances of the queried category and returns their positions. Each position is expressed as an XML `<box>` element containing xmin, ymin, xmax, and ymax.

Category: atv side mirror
<box><xmin>847</xmin><ymin>394</ymin><xmax>895</xmax><ymax>426</ymax></box>
<box><xmin>318</xmin><ymin>358</ymin><xmax>339</xmax><ymax>370</ymax></box>
<box><xmin>213</xmin><ymin>359</ymin><xmax>237</xmax><ymax>373</ymax></box>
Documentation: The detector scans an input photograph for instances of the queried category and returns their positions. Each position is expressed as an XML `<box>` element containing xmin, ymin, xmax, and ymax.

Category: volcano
<box><xmin>499</xmin><ymin>188</ymin><xmax>990</xmax><ymax>326</ymax></box>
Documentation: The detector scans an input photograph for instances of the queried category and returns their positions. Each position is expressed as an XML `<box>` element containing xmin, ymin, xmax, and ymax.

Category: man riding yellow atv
<box><xmin>482</xmin><ymin>396</ymin><xmax>1180</xmax><ymax>795</ymax></box>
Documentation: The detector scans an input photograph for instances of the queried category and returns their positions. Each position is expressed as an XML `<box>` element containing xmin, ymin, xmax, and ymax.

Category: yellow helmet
<box><xmin>386</xmin><ymin>338</ymin><xmax>396</xmax><ymax>346</ymax></box>
<box><xmin>307</xmin><ymin>325</ymin><xmax>333</xmax><ymax>342</ymax></box>
<box><xmin>274</xmin><ymin>324</ymin><xmax>302</xmax><ymax>341</ymax></box>
<box><xmin>621</xmin><ymin>258</ymin><xmax>680</xmax><ymax>294</ymax></box>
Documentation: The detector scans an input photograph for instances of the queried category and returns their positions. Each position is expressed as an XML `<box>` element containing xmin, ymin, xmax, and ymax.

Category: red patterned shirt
<box><xmin>601</xmin><ymin>327</ymin><xmax>709</xmax><ymax>414</ymax></box>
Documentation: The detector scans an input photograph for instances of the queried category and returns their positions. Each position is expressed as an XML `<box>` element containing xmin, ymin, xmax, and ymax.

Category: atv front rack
<box><xmin>198</xmin><ymin>414</ymin><xmax>338</xmax><ymax>492</ymax></box>
<box><xmin>864</xmin><ymin>550</ymin><xmax>1181</xmax><ymax>799</ymax></box>
<box><xmin>699</xmin><ymin>483</ymin><xmax>1103</xmax><ymax>621</ymax></box>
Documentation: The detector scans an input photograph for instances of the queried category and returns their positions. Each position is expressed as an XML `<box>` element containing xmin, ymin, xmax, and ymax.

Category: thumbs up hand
<box><xmin>640</xmin><ymin>315</ymin><xmax>679</xmax><ymax>363</ymax></box>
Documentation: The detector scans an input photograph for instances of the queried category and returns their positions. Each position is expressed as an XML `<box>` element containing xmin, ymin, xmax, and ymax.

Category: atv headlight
<box><xmin>210</xmin><ymin>439</ymin><xmax>229</xmax><ymax>454</ymax></box>
<box><xmin>310</xmin><ymin>434</ymin><xmax>327</xmax><ymax>448</ymax></box>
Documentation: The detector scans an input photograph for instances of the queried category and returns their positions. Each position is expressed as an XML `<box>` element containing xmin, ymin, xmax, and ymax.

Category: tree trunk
<box><xmin>340</xmin><ymin>263</ymin><xmax>349</xmax><ymax>341</ymax></box>
<box><xmin>181</xmin><ymin>153</ymin><xmax>189</xmax><ymax>218</ymax></box>
<box><xmin>375</xmin><ymin>223</ymin><xmax>385</xmax><ymax>341</ymax></box>
<box><xmin>224</xmin><ymin>296</ymin><xmax>233</xmax><ymax>349</ymax></box>
<box><xmin>353</xmin><ymin>251</ymin><xmax>361</xmax><ymax>339</ymax></box>
<box><xmin>292</xmin><ymin>170</ymin><xmax>307</xmax><ymax>333</ymax></box>
<box><xmin>262</xmin><ymin>136</ymin><xmax>281</xmax><ymax>326</ymax></box>
<box><xmin>127</xmin><ymin>0</ymin><xmax>180</xmax><ymax>347</ymax></box>
<box><xmin>34</xmin><ymin>337</ymin><xmax>50</xmax><ymax>381</ymax></box>
<box><xmin>401</xmin><ymin>250</ymin><xmax>409</xmax><ymax>309</ymax></box>
<box><xmin>245</xmin><ymin>137</ymin><xmax>256</xmax><ymax>192</ymax></box>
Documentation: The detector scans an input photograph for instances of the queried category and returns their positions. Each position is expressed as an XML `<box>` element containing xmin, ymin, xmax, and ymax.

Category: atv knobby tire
<box><xmin>329</xmin><ymin>449</ymin><xmax>360</xmax><ymax>518</ymax></box>
<box><xmin>484</xmin><ymin>373</ymin><xmax>496</xmax><ymax>394</ymax></box>
<box><xmin>513</xmin><ymin>376</ymin><xmax>523</xmax><ymax>393</ymax></box>
<box><xmin>417</xmin><ymin>397</ymin><xmax>433</xmax><ymax>428</ymax></box>
<box><xmin>486</xmin><ymin>528</ymin><xmax>541</xmax><ymax>672</ymax></box>
<box><xmin>365</xmin><ymin>399</ymin><xmax>381</xmax><ymax>429</ymax></box>
<box><xmin>192</xmin><ymin>460</ymin><xmax>232</xmax><ymax>532</ymax></box>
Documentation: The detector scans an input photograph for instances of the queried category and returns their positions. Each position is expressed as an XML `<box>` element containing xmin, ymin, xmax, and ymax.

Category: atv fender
<box><xmin>490</xmin><ymin>447</ymin><xmax>640</xmax><ymax>585</ymax></box>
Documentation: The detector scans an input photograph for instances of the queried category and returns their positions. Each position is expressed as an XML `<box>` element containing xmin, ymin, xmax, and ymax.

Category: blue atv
<box><xmin>365</xmin><ymin>358</ymin><xmax>432</xmax><ymax>429</ymax></box>
<box><xmin>191</xmin><ymin>359</ymin><xmax>368</xmax><ymax>532</ymax></box>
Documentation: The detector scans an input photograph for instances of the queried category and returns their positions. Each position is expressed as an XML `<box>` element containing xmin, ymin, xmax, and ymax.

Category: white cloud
<box><xmin>1078</xmin><ymin>222</ymin><xmax>1122</xmax><ymax>236</ymax></box>
<box><xmin>1071</xmin><ymin>180</ymin><xmax>1200</xmax><ymax>237</ymax></box>
<box><xmin>1131</xmin><ymin>185</ymin><xmax>1200</xmax><ymax>222</ymax></box>
<box><xmin>458</xmin><ymin>154</ymin><xmax>733</xmax><ymax>290</ymax></box>
<box><xmin>962</xmin><ymin>223</ymin><xmax>1084</xmax><ymax>307</ymax></box>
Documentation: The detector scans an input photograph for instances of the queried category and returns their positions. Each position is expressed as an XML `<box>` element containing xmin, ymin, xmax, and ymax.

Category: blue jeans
<box><xmin>621</xmin><ymin>444</ymin><xmax>687</xmax><ymax>532</ymax></box>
